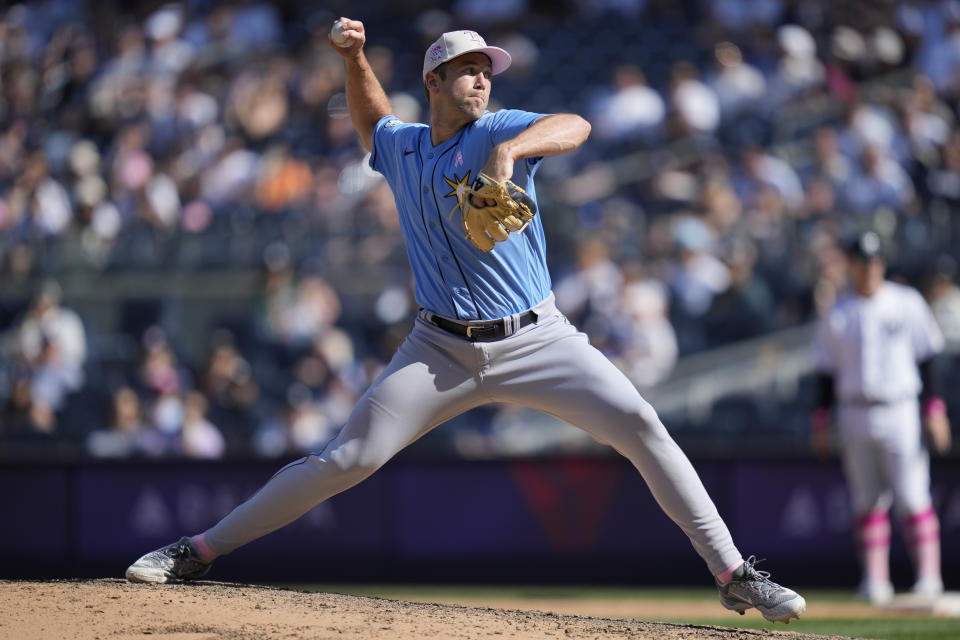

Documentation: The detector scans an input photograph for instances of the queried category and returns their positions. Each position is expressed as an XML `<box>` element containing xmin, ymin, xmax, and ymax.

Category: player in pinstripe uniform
<box><xmin>125</xmin><ymin>20</ymin><xmax>806</xmax><ymax>622</ymax></box>
<box><xmin>812</xmin><ymin>230</ymin><xmax>951</xmax><ymax>605</ymax></box>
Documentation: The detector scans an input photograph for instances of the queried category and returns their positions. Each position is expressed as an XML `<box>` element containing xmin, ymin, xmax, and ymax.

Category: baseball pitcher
<box><xmin>125</xmin><ymin>20</ymin><xmax>806</xmax><ymax>622</ymax></box>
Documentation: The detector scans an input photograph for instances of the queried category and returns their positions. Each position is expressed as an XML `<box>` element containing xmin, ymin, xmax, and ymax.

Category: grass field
<box><xmin>293</xmin><ymin>585</ymin><xmax>960</xmax><ymax>640</ymax></box>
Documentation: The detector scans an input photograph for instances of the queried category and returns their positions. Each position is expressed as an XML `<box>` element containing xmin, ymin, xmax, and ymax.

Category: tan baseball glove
<box><xmin>461</xmin><ymin>172</ymin><xmax>537</xmax><ymax>252</ymax></box>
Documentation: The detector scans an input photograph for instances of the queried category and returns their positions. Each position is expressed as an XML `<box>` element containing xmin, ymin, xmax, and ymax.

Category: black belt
<box><xmin>429</xmin><ymin>310</ymin><xmax>537</xmax><ymax>342</ymax></box>
<box><xmin>843</xmin><ymin>397</ymin><xmax>903</xmax><ymax>407</ymax></box>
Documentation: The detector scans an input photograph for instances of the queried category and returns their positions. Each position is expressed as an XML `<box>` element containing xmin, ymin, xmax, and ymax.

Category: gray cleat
<box><xmin>717</xmin><ymin>556</ymin><xmax>806</xmax><ymax>623</ymax></box>
<box><xmin>125</xmin><ymin>537</ymin><xmax>211</xmax><ymax>584</ymax></box>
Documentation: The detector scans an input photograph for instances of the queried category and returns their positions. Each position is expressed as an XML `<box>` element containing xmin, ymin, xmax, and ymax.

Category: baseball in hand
<box><xmin>331</xmin><ymin>19</ymin><xmax>351</xmax><ymax>47</ymax></box>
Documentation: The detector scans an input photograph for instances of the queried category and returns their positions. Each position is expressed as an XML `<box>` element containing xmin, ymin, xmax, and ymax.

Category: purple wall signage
<box><xmin>1</xmin><ymin>458</ymin><xmax>957</xmax><ymax>585</ymax></box>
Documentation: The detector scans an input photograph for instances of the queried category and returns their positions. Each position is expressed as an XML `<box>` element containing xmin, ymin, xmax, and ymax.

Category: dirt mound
<box><xmin>1</xmin><ymin>579</ymin><xmax>858</xmax><ymax>640</ymax></box>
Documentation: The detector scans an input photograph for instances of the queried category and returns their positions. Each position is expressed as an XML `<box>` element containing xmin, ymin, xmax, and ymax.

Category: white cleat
<box><xmin>911</xmin><ymin>577</ymin><xmax>944</xmax><ymax>601</ymax></box>
<box><xmin>856</xmin><ymin>579</ymin><xmax>894</xmax><ymax>607</ymax></box>
<box><xmin>717</xmin><ymin>556</ymin><xmax>807</xmax><ymax>623</ymax></box>
<box><xmin>125</xmin><ymin>537</ymin><xmax>212</xmax><ymax>584</ymax></box>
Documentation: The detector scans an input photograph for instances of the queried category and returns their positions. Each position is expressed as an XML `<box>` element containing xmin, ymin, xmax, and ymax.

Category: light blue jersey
<box><xmin>369</xmin><ymin>109</ymin><xmax>551</xmax><ymax>321</ymax></box>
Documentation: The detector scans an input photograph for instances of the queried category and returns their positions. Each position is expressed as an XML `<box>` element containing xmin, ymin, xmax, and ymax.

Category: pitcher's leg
<box><xmin>487</xmin><ymin>326</ymin><xmax>739</xmax><ymax>575</ymax></box>
<box><xmin>204</xmin><ymin>330</ymin><xmax>483</xmax><ymax>555</ymax></box>
<box><xmin>554</xmin><ymin>391</ymin><xmax>740</xmax><ymax>575</ymax></box>
<box><xmin>484</xmin><ymin>319</ymin><xmax>805</xmax><ymax>622</ymax></box>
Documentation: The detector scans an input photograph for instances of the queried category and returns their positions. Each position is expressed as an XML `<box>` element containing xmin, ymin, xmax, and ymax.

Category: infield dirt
<box><xmin>1</xmin><ymin>579</ymin><xmax>863</xmax><ymax>640</ymax></box>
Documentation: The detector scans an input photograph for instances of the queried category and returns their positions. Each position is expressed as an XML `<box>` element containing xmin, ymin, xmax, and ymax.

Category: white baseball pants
<box><xmin>837</xmin><ymin>399</ymin><xmax>932</xmax><ymax>516</ymax></box>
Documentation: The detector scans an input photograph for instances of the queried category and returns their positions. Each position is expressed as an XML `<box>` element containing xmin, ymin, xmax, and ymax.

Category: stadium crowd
<box><xmin>1</xmin><ymin>0</ymin><xmax>959</xmax><ymax>459</ymax></box>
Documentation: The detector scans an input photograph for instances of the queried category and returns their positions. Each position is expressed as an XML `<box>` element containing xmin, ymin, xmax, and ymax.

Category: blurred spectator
<box><xmin>151</xmin><ymin>388</ymin><xmax>184</xmax><ymax>438</ymax></box>
<box><xmin>912</xmin><ymin>5</ymin><xmax>960</xmax><ymax>94</ymax></box>
<box><xmin>669</xmin><ymin>61</ymin><xmax>720</xmax><ymax>137</ymax></box>
<box><xmin>704</xmin><ymin>238</ymin><xmax>776</xmax><ymax>345</ymax></box>
<box><xmin>180</xmin><ymin>391</ymin><xmax>226</xmax><ymax>459</ymax></box>
<box><xmin>7</xmin><ymin>151</ymin><xmax>71</xmax><ymax>237</ymax></box>
<box><xmin>737</xmin><ymin>145</ymin><xmax>805</xmax><ymax>213</ymax></box>
<box><xmin>800</xmin><ymin>175</ymin><xmax>838</xmax><ymax>226</ymax></box>
<box><xmin>927</xmin><ymin>255</ymin><xmax>960</xmax><ymax>351</ymax></box>
<box><xmin>700</xmin><ymin>174</ymin><xmax>743</xmax><ymax>234</ymax></box>
<box><xmin>86</xmin><ymin>386</ymin><xmax>165</xmax><ymax>458</ymax></box>
<box><xmin>902</xmin><ymin>74</ymin><xmax>953</xmax><ymax>162</ymax></box>
<box><xmin>926</xmin><ymin>130</ymin><xmax>960</xmax><ymax>205</ymax></box>
<box><xmin>588</xmin><ymin>64</ymin><xmax>665</xmax><ymax>143</ymax></box>
<box><xmin>138</xmin><ymin>326</ymin><xmax>183</xmax><ymax>399</ymax></box>
<box><xmin>554</xmin><ymin>237</ymin><xmax>624</xmax><ymax>352</ymax></box>
<box><xmin>840</xmin><ymin>145</ymin><xmax>916</xmax><ymax>214</ymax></box>
<box><xmin>254</xmin><ymin>144</ymin><xmax>314</xmax><ymax>213</ymax></box>
<box><xmin>200</xmin><ymin>136</ymin><xmax>259</xmax><ymax>208</ymax></box>
<box><xmin>805</xmin><ymin>126</ymin><xmax>853</xmax><ymax>189</ymax></box>
<box><xmin>842</xmin><ymin>100</ymin><xmax>907</xmax><ymax>162</ymax></box>
<box><xmin>665</xmin><ymin>216</ymin><xmax>731</xmax><ymax>354</ymax></box>
<box><xmin>137</xmin><ymin>326</ymin><xmax>188</xmax><ymax>440</ymax></box>
<box><xmin>707</xmin><ymin>42</ymin><xmax>767</xmax><ymax>122</ymax></box>
<box><xmin>263</xmin><ymin>273</ymin><xmax>342</xmax><ymax>351</ymax></box>
<box><xmin>1</xmin><ymin>375</ymin><xmax>56</xmax><ymax>443</ymax></box>
<box><xmin>666</xmin><ymin>216</ymin><xmax>730</xmax><ymax>318</ymax></box>
<box><xmin>88</xmin><ymin>24</ymin><xmax>148</xmax><ymax>122</ymax></box>
<box><xmin>199</xmin><ymin>331</ymin><xmax>261</xmax><ymax>437</ymax></box>
<box><xmin>227</xmin><ymin>60</ymin><xmax>291</xmax><ymax>141</ymax></box>
<box><xmin>237</xmin><ymin>3</ymin><xmax>284</xmax><ymax>52</ymax></box>
<box><xmin>769</xmin><ymin>24</ymin><xmax>824</xmax><ymax>104</ymax></box>
<box><xmin>10</xmin><ymin>281</ymin><xmax>86</xmax><ymax>416</ymax></box>
<box><xmin>496</xmin><ymin>32</ymin><xmax>538</xmax><ymax>80</ymax></box>
<box><xmin>144</xmin><ymin>3</ymin><xmax>194</xmax><ymax>75</ymax></box>
<box><xmin>252</xmin><ymin>383</ymin><xmax>336</xmax><ymax>458</ymax></box>
<box><xmin>618</xmin><ymin>262</ymin><xmax>678</xmax><ymax>387</ymax></box>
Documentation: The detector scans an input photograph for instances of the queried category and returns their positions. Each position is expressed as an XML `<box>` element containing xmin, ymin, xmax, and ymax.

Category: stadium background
<box><xmin>0</xmin><ymin>0</ymin><xmax>959</xmax><ymax>592</ymax></box>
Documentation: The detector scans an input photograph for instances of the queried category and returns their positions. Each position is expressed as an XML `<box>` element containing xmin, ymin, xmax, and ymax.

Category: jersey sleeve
<box><xmin>908</xmin><ymin>289</ymin><xmax>946</xmax><ymax>361</ymax></box>
<box><xmin>368</xmin><ymin>115</ymin><xmax>422</xmax><ymax>179</ymax></box>
<box><xmin>485</xmin><ymin>109</ymin><xmax>548</xmax><ymax>177</ymax></box>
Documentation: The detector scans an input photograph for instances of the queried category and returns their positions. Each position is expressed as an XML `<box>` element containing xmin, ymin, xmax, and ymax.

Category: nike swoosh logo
<box><xmin>404</xmin><ymin>149</ymin><xmax>414</xmax><ymax>156</ymax></box>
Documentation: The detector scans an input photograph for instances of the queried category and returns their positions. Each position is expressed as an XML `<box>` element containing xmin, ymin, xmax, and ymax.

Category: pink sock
<box><xmin>904</xmin><ymin>507</ymin><xmax>941</xmax><ymax>581</ymax></box>
<box><xmin>190</xmin><ymin>533</ymin><xmax>218</xmax><ymax>564</ymax></box>
<box><xmin>716</xmin><ymin>560</ymin><xmax>744</xmax><ymax>585</ymax></box>
<box><xmin>856</xmin><ymin>510</ymin><xmax>890</xmax><ymax>583</ymax></box>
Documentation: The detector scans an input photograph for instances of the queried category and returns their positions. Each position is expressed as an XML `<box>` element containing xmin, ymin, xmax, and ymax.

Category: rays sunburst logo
<box><xmin>443</xmin><ymin>171</ymin><xmax>472</xmax><ymax>219</ymax></box>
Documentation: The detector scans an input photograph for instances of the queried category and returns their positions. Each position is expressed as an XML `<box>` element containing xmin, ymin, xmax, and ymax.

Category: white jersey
<box><xmin>813</xmin><ymin>281</ymin><xmax>944</xmax><ymax>404</ymax></box>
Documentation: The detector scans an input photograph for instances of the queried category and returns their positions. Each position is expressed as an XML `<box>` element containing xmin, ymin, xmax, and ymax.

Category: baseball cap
<box><xmin>842</xmin><ymin>230</ymin><xmax>884</xmax><ymax>260</ymax></box>
<box><xmin>422</xmin><ymin>30</ymin><xmax>511</xmax><ymax>80</ymax></box>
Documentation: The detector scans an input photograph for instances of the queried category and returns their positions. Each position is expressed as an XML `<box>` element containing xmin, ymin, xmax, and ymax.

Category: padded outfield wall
<box><xmin>3</xmin><ymin>456</ymin><xmax>959</xmax><ymax>587</ymax></box>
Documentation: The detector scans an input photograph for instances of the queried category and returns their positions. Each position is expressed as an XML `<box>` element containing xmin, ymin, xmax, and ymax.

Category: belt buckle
<box><xmin>466</xmin><ymin>324</ymin><xmax>487</xmax><ymax>339</ymax></box>
<box><xmin>465</xmin><ymin>323</ymin><xmax>496</xmax><ymax>341</ymax></box>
